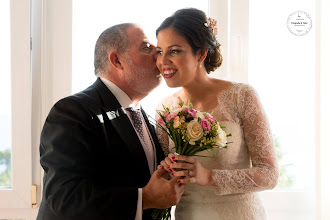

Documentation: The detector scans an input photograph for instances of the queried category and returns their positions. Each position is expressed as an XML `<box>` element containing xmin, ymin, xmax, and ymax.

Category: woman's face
<box><xmin>156</xmin><ymin>28</ymin><xmax>200</xmax><ymax>88</ymax></box>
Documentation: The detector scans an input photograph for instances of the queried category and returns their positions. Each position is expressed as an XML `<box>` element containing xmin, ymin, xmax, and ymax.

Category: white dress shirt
<box><xmin>100</xmin><ymin>77</ymin><xmax>155</xmax><ymax>220</ymax></box>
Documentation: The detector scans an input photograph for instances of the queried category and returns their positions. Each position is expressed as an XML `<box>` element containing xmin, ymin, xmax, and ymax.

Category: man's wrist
<box><xmin>142</xmin><ymin>186</ymin><xmax>151</xmax><ymax>210</ymax></box>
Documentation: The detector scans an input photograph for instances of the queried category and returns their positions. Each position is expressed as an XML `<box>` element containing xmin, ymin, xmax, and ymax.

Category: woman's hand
<box><xmin>160</xmin><ymin>153</ymin><xmax>215</xmax><ymax>186</ymax></box>
<box><xmin>159</xmin><ymin>153</ymin><xmax>176</xmax><ymax>174</ymax></box>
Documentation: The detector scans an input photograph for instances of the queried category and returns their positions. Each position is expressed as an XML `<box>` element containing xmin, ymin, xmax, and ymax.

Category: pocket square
<box><xmin>97</xmin><ymin>107</ymin><xmax>126</xmax><ymax>123</ymax></box>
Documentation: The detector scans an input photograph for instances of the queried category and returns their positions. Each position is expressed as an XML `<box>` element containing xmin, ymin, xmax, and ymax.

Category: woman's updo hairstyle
<box><xmin>156</xmin><ymin>8</ymin><xmax>223</xmax><ymax>73</ymax></box>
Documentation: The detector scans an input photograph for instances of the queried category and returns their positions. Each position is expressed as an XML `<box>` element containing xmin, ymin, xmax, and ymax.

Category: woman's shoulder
<box><xmin>210</xmin><ymin>79</ymin><xmax>261</xmax><ymax>112</ymax></box>
<box><xmin>212</xmin><ymin>79</ymin><xmax>257</xmax><ymax>96</ymax></box>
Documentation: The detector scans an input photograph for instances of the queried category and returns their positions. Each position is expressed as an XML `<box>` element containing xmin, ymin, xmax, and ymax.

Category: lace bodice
<box><xmin>156</xmin><ymin>82</ymin><xmax>279</xmax><ymax>203</ymax></box>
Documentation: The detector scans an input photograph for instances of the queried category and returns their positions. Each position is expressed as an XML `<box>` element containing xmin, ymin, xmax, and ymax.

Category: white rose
<box><xmin>195</xmin><ymin>111</ymin><xmax>205</xmax><ymax>120</ymax></box>
<box><xmin>171</xmin><ymin>107</ymin><xmax>183</xmax><ymax>114</ymax></box>
<box><xmin>216</xmin><ymin>125</ymin><xmax>227</xmax><ymax>147</ymax></box>
<box><xmin>187</xmin><ymin>120</ymin><xmax>204</xmax><ymax>145</ymax></box>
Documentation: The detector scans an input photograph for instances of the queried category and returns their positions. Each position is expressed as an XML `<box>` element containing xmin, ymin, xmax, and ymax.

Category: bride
<box><xmin>155</xmin><ymin>8</ymin><xmax>279</xmax><ymax>220</ymax></box>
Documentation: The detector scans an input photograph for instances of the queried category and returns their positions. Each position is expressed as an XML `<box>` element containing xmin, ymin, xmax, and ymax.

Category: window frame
<box><xmin>0</xmin><ymin>0</ymin><xmax>72</xmax><ymax>219</ymax></box>
<box><xmin>0</xmin><ymin>0</ymin><xmax>33</xmax><ymax>209</ymax></box>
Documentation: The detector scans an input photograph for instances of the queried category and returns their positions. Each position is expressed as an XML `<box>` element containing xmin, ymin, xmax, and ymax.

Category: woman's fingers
<box><xmin>160</xmin><ymin>160</ymin><xmax>171</xmax><ymax>172</ymax></box>
<box><xmin>159</xmin><ymin>155</ymin><xmax>177</xmax><ymax>173</ymax></box>
<box><xmin>166</xmin><ymin>156</ymin><xmax>211</xmax><ymax>186</ymax></box>
<box><xmin>170</xmin><ymin>161</ymin><xmax>194</xmax><ymax>170</ymax></box>
<box><xmin>164</xmin><ymin>157</ymin><xmax>175</xmax><ymax>172</ymax></box>
<box><xmin>177</xmin><ymin>177</ymin><xmax>196</xmax><ymax>184</ymax></box>
<box><xmin>172</xmin><ymin>155</ymin><xmax>196</xmax><ymax>164</ymax></box>
<box><xmin>164</xmin><ymin>157</ymin><xmax>173</xmax><ymax>165</ymax></box>
<box><xmin>168</xmin><ymin>153</ymin><xmax>176</xmax><ymax>162</ymax></box>
<box><xmin>172</xmin><ymin>169</ymin><xmax>193</xmax><ymax>177</ymax></box>
<box><xmin>172</xmin><ymin>169</ymin><xmax>197</xmax><ymax>184</ymax></box>
<box><xmin>163</xmin><ymin>154</ymin><xmax>197</xmax><ymax>176</ymax></box>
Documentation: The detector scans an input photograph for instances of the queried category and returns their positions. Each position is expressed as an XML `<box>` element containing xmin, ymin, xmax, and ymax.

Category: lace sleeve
<box><xmin>212</xmin><ymin>84</ymin><xmax>279</xmax><ymax>195</ymax></box>
<box><xmin>155</xmin><ymin>102</ymin><xmax>170</xmax><ymax>156</ymax></box>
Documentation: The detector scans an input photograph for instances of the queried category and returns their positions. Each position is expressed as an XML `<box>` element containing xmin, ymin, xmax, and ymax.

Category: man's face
<box><xmin>123</xmin><ymin>26</ymin><xmax>161</xmax><ymax>96</ymax></box>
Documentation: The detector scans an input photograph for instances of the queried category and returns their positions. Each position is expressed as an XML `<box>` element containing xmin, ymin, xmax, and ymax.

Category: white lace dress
<box><xmin>156</xmin><ymin>83</ymin><xmax>279</xmax><ymax>220</ymax></box>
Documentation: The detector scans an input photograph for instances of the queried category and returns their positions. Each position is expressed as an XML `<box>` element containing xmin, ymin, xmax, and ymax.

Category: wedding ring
<box><xmin>188</xmin><ymin>170</ymin><xmax>192</xmax><ymax>176</ymax></box>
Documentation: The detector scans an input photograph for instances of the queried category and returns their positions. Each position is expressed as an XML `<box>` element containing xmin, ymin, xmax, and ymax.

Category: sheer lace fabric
<box><xmin>156</xmin><ymin>83</ymin><xmax>279</xmax><ymax>220</ymax></box>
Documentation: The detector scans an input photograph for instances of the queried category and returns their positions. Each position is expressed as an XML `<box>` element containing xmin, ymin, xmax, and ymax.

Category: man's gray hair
<box><xmin>94</xmin><ymin>23</ymin><xmax>135</xmax><ymax>75</ymax></box>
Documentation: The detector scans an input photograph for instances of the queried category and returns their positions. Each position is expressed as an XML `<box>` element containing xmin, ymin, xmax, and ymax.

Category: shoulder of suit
<box><xmin>53</xmin><ymin>84</ymin><xmax>103</xmax><ymax>113</ymax></box>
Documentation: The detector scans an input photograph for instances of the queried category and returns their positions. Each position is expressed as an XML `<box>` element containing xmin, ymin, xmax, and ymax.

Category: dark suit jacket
<box><xmin>37</xmin><ymin>78</ymin><xmax>164</xmax><ymax>220</ymax></box>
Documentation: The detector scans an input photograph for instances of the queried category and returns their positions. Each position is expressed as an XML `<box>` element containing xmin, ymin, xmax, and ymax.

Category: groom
<box><xmin>37</xmin><ymin>23</ymin><xmax>184</xmax><ymax>220</ymax></box>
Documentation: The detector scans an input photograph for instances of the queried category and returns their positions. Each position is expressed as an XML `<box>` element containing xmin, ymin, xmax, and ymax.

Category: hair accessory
<box><xmin>204</xmin><ymin>18</ymin><xmax>218</xmax><ymax>35</ymax></box>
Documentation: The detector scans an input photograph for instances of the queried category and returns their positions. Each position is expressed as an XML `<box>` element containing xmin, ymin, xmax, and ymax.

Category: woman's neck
<box><xmin>181</xmin><ymin>74</ymin><xmax>214</xmax><ymax>106</ymax></box>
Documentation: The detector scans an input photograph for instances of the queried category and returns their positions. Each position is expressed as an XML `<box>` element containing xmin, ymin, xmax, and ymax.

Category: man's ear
<box><xmin>109</xmin><ymin>51</ymin><xmax>124</xmax><ymax>70</ymax></box>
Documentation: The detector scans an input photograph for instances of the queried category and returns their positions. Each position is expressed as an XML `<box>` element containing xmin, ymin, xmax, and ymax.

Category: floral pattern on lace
<box><xmin>211</xmin><ymin>83</ymin><xmax>279</xmax><ymax>195</ymax></box>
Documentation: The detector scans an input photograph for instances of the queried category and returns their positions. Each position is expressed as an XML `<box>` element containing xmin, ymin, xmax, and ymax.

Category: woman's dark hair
<box><xmin>156</xmin><ymin>8</ymin><xmax>222</xmax><ymax>73</ymax></box>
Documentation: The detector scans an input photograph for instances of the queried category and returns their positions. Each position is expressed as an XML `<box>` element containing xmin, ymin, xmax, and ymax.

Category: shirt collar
<box><xmin>100</xmin><ymin>77</ymin><xmax>140</xmax><ymax>110</ymax></box>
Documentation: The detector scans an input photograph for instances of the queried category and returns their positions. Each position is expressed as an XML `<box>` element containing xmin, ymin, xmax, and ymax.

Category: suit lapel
<box><xmin>93</xmin><ymin>78</ymin><xmax>151</xmax><ymax>179</ymax></box>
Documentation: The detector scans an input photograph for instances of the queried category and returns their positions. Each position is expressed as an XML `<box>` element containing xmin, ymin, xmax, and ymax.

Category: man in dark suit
<box><xmin>37</xmin><ymin>23</ymin><xmax>184</xmax><ymax>220</ymax></box>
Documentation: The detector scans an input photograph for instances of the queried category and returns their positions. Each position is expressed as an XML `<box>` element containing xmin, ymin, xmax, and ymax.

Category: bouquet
<box><xmin>152</xmin><ymin>98</ymin><xmax>231</xmax><ymax>220</ymax></box>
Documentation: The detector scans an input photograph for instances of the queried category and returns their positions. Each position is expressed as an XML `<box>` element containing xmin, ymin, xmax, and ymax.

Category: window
<box><xmin>249</xmin><ymin>0</ymin><xmax>320</xmax><ymax>219</ymax></box>
<box><xmin>0</xmin><ymin>0</ymin><xmax>34</xmax><ymax>217</ymax></box>
<box><xmin>0</xmin><ymin>0</ymin><xmax>12</xmax><ymax>188</ymax></box>
<box><xmin>249</xmin><ymin>0</ymin><xmax>315</xmax><ymax>191</ymax></box>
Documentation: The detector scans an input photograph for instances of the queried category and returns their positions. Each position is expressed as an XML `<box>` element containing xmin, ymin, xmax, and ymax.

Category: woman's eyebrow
<box><xmin>156</xmin><ymin>45</ymin><xmax>183</xmax><ymax>49</ymax></box>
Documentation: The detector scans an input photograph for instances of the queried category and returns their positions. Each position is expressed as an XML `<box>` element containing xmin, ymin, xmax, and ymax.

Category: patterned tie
<box><xmin>126</xmin><ymin>108</ymin><xmax>149</xmax><ymax>150</ymax></box>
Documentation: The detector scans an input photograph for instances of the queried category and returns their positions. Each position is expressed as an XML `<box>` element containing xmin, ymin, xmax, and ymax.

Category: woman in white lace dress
<box><xmin>155</xmin><ymin>8</ymin><xmax>279</xmax><ymax>220</ymax></box>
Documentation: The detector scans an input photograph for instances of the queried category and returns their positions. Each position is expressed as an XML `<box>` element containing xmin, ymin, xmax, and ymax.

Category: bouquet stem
<box><xmin>151</xmin><ymin>207</ymin><xmax>171</xmax><ymax>220</ymax></box>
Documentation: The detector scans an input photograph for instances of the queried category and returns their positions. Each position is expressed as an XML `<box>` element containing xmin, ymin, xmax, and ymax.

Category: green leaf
<box><xmin>177</xmin><ymin>97</ymin><xmax>184</xmax><ymax>107</ymax></box>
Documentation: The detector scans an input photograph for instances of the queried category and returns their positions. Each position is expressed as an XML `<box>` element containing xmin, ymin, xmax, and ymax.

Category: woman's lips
<box><xmin>163</xmin><ymin>69</ymin><xmax>177</xmax><ymax>79</ymax></box>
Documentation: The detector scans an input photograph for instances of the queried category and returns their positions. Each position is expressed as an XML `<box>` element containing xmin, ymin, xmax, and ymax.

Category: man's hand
<box><xmin>142</xmin><ymin>168</ymin><xmax>185</xmax><ymax>210</ymax></box>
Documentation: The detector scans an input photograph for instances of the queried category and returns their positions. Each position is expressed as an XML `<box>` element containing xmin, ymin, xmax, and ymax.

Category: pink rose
<box><xmin>170</xmin><ymin>112</ymin><xmax>178</xmax><ymax>119</ymax></box>
<box><xmin>205</xmin><ymin>114</ymin><xmax>215</xmax><ymax>123</ymax></box>
<box><xmin>163</xmin><ymin>112</ymin><xmax>171</xmax><ymax>122</ymax></box>
<box><xmin>187</xmin><ymin>109</ymin><xmax>196</xmax><ymax>117</ymax></box>
<box><xmin>157</xmin><ymin>117</ymin><xmax>165</xmax><ymax>126</ymax></box>
<box><xmin>166</xmin><ymin>114</ymin><xmax>171</xmax><ymax>122</ymax></box>
<box><xmin>201</xmin><ymin>119</ymin><xmax>211</xmax><ymax>132</ymax></box>
<box><xmin>165</xmin><ymin>112</ymin><xmax>177</xmax><ymax>122</ymax></box>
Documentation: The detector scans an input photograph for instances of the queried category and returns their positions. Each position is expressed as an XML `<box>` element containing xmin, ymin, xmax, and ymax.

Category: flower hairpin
<box><xmin>204</xmin><ymin>17</ymin><xmax>218</xmax><ymax>36</ymax></box>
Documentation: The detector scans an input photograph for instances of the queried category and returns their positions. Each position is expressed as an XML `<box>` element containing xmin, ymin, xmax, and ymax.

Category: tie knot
<box><xmin>126</xmin><ymin>107</ymin><xmax>143</xmax><ymax>124</ymax></box>
<box><xmin>126</xmin><ymin>107</ymin><xmax>141</xmax><ymax>114</ymax></box>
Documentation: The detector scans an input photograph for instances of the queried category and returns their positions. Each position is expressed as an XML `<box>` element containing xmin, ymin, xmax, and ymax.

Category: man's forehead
<box><xmin>127</xmin><ymin>27</ymin><xmax>150</xmax><ymax>46</ymax></box>
<box><xmin>127</xmin><ymin>26</ymin><xmax>144</xmax><ymax>38</ymax></box>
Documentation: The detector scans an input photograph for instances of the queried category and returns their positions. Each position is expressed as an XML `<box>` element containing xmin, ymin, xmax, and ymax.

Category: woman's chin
<box><xmin>164</xmin><ymin>80</ymin><xmax>181</xmax><ymax>88</ymax></box>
